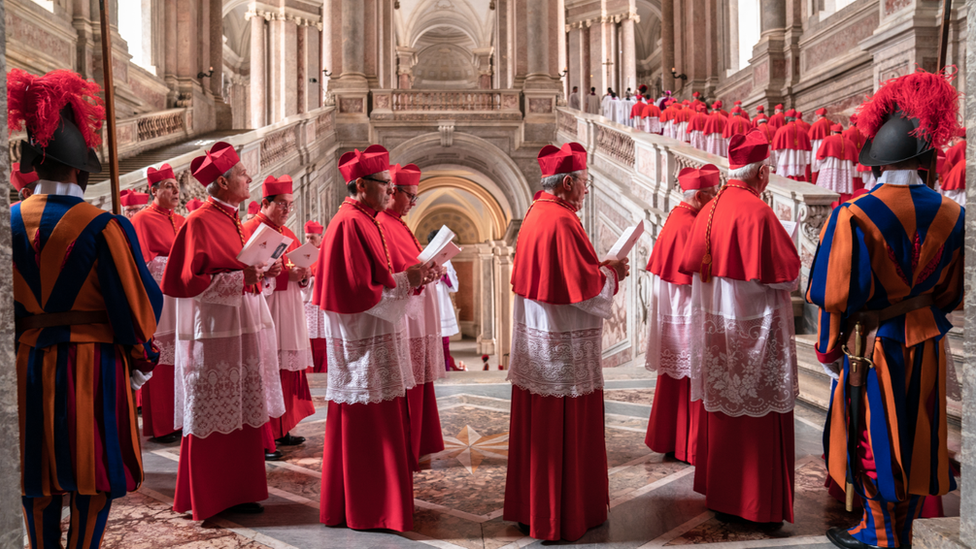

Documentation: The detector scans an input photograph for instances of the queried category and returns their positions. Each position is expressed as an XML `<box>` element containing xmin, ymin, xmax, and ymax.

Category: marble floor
<box><xmin>35</xmin><ymin>366</ymin><xmax>961</xmax><ymax>549</ymax></box>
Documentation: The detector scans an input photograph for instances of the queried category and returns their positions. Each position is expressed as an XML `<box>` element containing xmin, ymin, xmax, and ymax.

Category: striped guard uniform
<box><xmin>14</xmin><ymin>189</ymin><xmax>162</xmax><ymax>549</ymax></box>
<box><xmin>806</xmin><ymin>171</ymin><xmax>964</xmax><ymax>548</ymax></box>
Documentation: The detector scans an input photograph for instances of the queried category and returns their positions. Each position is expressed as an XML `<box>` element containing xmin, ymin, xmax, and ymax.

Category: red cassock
<box><xmin>843</xmin><ymin>125</ymin><xmax>868</xmax><ymax>190</ymax></box>
<box><xmin>378</xmin><ymin>209</ymin><xmax>445</xmax><ymax>465</ymax></box>
<box><xmin>314</xmin><ymin>198</ymin><xmax>415</xmax><ymax>532</ymax></box>
<box><xmin>303</xmin><ymin>260</ymin><xmax>328</xmax><ymax>373</ymax></box>
<box><xmin>242</xmin><ymin>214</ymin><xmax>315</xmax><ymax>441</ymax></box>
<box><xmin>941</xmin><ymin>139</ymin><xmax>966</xmax><ymax>180</ymax></box>
<box><xmin>162</xmin><ymin>199</ymin><xmax>280</xmax><ymax>521</ymax></box>
<box><xmin>807</xmin><ymin>118</ymin><xmax>833</xmax><ymax>183</ymax></box>
<box><xmin>679</xmin><ymin>183</ymin><xmax>799</xmax><ymax>524</ymax></box>
<box><xmin>630</xmin><ymin>100</ymin><xmax>645</xmax><ymax>121</ymax></box>
<box><xmin>772</xmin><ymin>122</ymin><xmax>813</xmax><ymax>181</ymax></box>
<box><xmin>644</xmin><ymin>204</ymin><xmax>702</xmax><ymax>464</ymax></box>
<box><xmin>130</xmin><ymin>204</ymin><xmax>185</xmax><ymax>438</ymax></box>
<box><xmin>767</xmin><ymin>112</ymin><xmax>785</xmax><ymax>133</ymax></box>
<box><xmin>815</xmin><ymin>134</ymin><xmax>859</xmax><ymax>197</ymax></box>
<box><xmin>704</xmin><ymin>113</ymin><xmax>728</xmax><ymax>157</ymax></box>
<box><xmin>686</xmin><ymin>111</ymin><xmax>710</xmax><ymax>151</ymax></box>
<box><xmin>505</xmin><ymin>193</ymin><xmax>613</xmax><ymax>541</ymax></box>
<box><xmin>755</xmin><ymin>123</ymin><xmax>776</xmax><ymax>146</ymax></box>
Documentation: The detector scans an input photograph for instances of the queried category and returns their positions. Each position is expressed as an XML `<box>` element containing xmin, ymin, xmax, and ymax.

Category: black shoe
<box><xmin>226</xmin><ymin>502</ymin><xmax>264</xmax><ymax>514</ymax></box>
<box><xmin>150</xmin><ymin>432</ymin><xmax>181</xmax><ymax>444</ymax></box>
<box><xmin>826</xmin><ymin>527</ymin><xmax>883</xmax><ymax>549</ymax></box>
<box><xmin>276</xmin><ymin>433</ymin><xmax>306</xmax><ymax>446</ymax></box>
<box><xmin>515</xmin><ymin>522</ymin><xmax>530</xmax><ymax>535</ymax></box>
<box><xmin>265</xmin><ymin>449</ymin><xmax>283</xmax><ymax>461</ymax></box>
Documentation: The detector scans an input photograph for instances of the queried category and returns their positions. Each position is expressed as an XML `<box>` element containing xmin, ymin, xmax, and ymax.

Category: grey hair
<box><xmin>682</xmin><ymin>189</ymin><xmax>700</xmax><ymax>202</ymax></box>
<box><xmin>207</xmin><ymin>166</ymin><xmax>236</xmax><ymax>196</ymax></box>
<box><xmin>727</xmin><ymin>161</ymin><xmax>764</xmax><ymax>182</ymax></box>
<box><xmin>540</xmin><ymin>170</ymin><xmax>585</xmax><ymax>192</ymax></box>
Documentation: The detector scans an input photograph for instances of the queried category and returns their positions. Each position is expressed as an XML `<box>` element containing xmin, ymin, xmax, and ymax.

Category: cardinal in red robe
<box><xmin>772</xmin><ymin>109</ymin><xmax>813</xmax><ymax>181</ymax></box>
<box><xmin>704</xmin><ymin>103</ymin><xmax>728</xmax><ymax>157</ymax></box>
<box><xmin>843</xmin><ymin>114</ymin><xmax>870</xmax><ymax>191</ymax></box>
<box><xmin>814</xmin><ymin>124</ymin><xmax>858</xmax><ymax>199</ymax></box>
<box><xmin>641</xmin><ymin>98</ymin><xmax>662</xmax><ymax>134</ymax></box>
<box><xmin>131</xmin><ymin>163</ymin><xmax>185</xmax><ymax>443</ymax></box>
<box><xmin>752</xmin><ymin>105</ymin><xmax>768</xmax><ymax>127</ymax></box>
<box><xmin>680</xmin><ymin>131</ymin><xmax>799</xmax><ymax>524</ymax></box>
<box><xmin>808</xmin><ymin>108</ymin><xmax>832</xmax><ymax>184</ymax></box>
<box><xmin>314</xmin><ymin>145</ymin><xmax>438</xmax><ymax>532</ymax></box>
<box><xmin>243</xmin><ymin>175</ymin><xmax>316</xmax><ymax>450</ymax></box>
<box><xmin>644</xmin><ymin>165</ymin><xmax>720</xmax><ymax>465</ymax></box>
<box><xmin>163</xmin><ymin>142</ymin><xmax>285</xmax><ymax>520</ymax></box>
<box><xmin>686</xmin><ymin>104</ymin><xmax>710</xmax><ymax>151</ymax></box>
<box><xmin>504</xmin><ymin>142</ymin><xmax>630</xmax><ymax>541</ymax></box>
<box><xmin>767</xmin><ymin>103</ymin><xmax>785</xmax><ymax>132</ymax></box>
<box><xmin>379</xmin><ymin>163</ymin><xmax>446</xmax><ymax>465</ymax></box>
<box><xmin>301</xmin><ymin>220</ymin><xmax>328</xmax><ymax>373</ymax></box>
<box><xmin>722</xmin><ymin>106</ymin><xmax>752</xmax><ymax>148</ymax></box>
<box><xmin>10</xmin><ymin>161</ymin><xmax>38</xmax><ymax>202</ymax></box>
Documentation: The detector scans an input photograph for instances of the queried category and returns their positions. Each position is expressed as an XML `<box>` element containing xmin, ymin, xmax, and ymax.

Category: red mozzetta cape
<box><xmin>686</xmin><ymin>112</ymin><xmax>709</xmax><ymax>133</ymax></box>
<box><xmin>511</xmin><ymin>192</ymin><xmax>607</xmax><ymax>304</ymax></box>
<box><xmin>722</xmin><ymin>116</ymin><xmax>752</xmax><ymax>139</ymax></box>
<box><xmin>808</xmin><ymin>117</ymin><xmax>832</xmax><ymax>141</ymax></box>
<box><xmin>767</xmin><ymin>113</ymin><xmax>786</xmax><ymax>132</ymax></box>
<box><xmin>703</xmin><ymin>112</ymin><xmax>727</xmax><ymax>136</ymax></box>
<box><xmin>842</xmin><ymin>126</ymin><xmax>866</xmax><ymax>154</ymax></box>
<box><xmin>162</xmin><ymin>199</ymin><xmax>248</xmax><ymax>298</ymax></box>
<box><xmin>243</xmin><ymin>213</ymin><xmax>300</xmax><ymax>293</ymax></box>
<box><xmin>378</xmin><ymin>210</ymin><xmax>423</xmax><ymax>272</ymax></box>
<box><xmin>772</xmin><ymin>121</ymin><xmax>812</xmax><ymax>151</ymax></box>
<box><xmin>679</xmin><ymin>183</ymin><xmax>800</xmax><ymax>284</ymax></box>
<box><xmin>942</xmin><ymin>159</ymin><xmax>966</xmax><ymax>191</ymax></box>
<box><xmin>630</xmin><ymin>101</ymin><xmax>645</xmax><ymax>119</ymax></box>
<box><xmin>641</xmin><ymin>103</ymin><xmax>661</xmax><ymax>119</ymax></box>
<box><xmin>130</xmin><ymin>204</ymin><xmax>185</xmax><ymax>262</ymax></box>
<box><xmin>816</xmin><ymin>134</ymin><xmax>858</xmax><ymax>162</ymax></box>
<box><xmin>647</xmin><ymin>203</ymin><xmax>699</xmax><ymax>286</ymax></box>
<box><xmin>313</xmin><ymin>198</ymin><xmax>396</xmax><ymax>314</ymax></box>
<box><xmin>943</xmin><ymin>140</ymin><xmax>966</xmax><ymax>176</ymax></box>
<box><xmin>754</xmin><ymin>123</ymin><xmax>776</xmax><ymax>145</ymax></box>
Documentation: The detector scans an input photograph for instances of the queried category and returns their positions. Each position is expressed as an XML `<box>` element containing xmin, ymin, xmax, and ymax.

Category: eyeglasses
<box><xmin>271</xmin><ymin>200</ymin><xmax>294</xmax><ymax>211</ymax></box>
<box><xmin>395</xmin><ymin>186</ymin><xmax>418</xmax><ymax>204</ymax></box>
<box><xmin>574</xmin><ymin>174</ymin><xmax>593</xmax><ymax>189</ymax></box>
<box><xmin>362</xmin><ymin>176</ymin><xmax>392</xmax><ymax>186</ymax></box>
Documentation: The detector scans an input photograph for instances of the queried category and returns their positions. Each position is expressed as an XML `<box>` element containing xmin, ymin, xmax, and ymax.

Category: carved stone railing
<box><xmin>136</xmin><ymin>109</ymin><xmax>186</xmax><ymax>142</ymax></box>
<box><xmin>595</xmin><ymin>125</ymin><xmax>636</xmax><ymax>167</ymax></box>
<box><xmin>369</xmin><ymin>89</ymin><xmax>523</xmax><ymax>121</ymax></box>
<box><xmin>115</xmin><ymin>108</ymin><xmax>193</xmax><ymax>159</ymax></box>
<box><xmin>261</xmin><ymin>126</ymin><xmax>298</xmax><ymax>167</ymax></box>
<box><xmin>557</xmin><ymin>109</ymin><xmax>578</xmax><ymax>136</ymax></box>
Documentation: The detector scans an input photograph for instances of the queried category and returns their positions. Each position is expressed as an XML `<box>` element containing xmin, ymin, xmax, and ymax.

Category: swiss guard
<box><xmin>9</xmin><ymin>69</ymin><xmax>163</xmax><ymax>549</ymax></box>
<box><xmin>806</xmin><ymin>70</ymin><xmax>964</xmax><ymax>549</ymax></box>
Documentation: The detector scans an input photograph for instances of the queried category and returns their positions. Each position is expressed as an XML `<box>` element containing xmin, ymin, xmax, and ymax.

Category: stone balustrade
<box><xmin>370</xmin><ymin>89</ymin><xmax>523</xmax><ymax>121</ymax></box>
<box><xmin>555</xmin><ymin>107</ymin><xmax>839</xmax><ymax>367</ymax></box>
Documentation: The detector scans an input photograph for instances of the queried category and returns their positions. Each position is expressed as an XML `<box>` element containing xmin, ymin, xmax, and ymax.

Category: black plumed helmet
<box><xmin>858</xmin><ymin>113</ymin><xmax>930</xmax><ymax>167</ymax></box>
<box><xmin>20</xmin><ymin>106</ymin><xmax>103</xmax><ymax>174</ymax></box>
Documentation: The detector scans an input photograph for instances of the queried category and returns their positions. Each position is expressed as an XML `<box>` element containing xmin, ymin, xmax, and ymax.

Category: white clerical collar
<box><xmin>878</xmin><ymin>170</ymin><xmax>924</xmax><ymax>187</ymax></box>
<box><xmin>210</xmin><ymin>196</ymin><xmax>237</xmax><ymax>209</ymax></box>
<box><xmin>34</xmin><ymin>180</ymin><xmax>85</xmax><ymax>199</ymax></box>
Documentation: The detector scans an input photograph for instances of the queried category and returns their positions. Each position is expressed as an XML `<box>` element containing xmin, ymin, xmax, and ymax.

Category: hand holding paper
<box><xmin>287</xmin><ymin>241</ymin><xmax>320</xmax><ymax>269</ymax></box>
<box><xmin>603</xmin><ymin>220</ymin><xmax>645</xmax><ymax>261</ymax></box>
<box><xmin>237</xmin><ymin>223</ymin><xmax>294</xmax><ymax>266</ymax></box>
<box><xmin>418</xmin><ymin>225</ymin><xmax>463</xmax><ymax>267</ymax></box>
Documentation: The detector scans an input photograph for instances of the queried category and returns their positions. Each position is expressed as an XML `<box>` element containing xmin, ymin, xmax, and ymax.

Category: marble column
<box><xmin>0</xmin><ymin>1</ymin><xmax>23</xmax><ymax>545</ymax></box>
<box><xmin>474</xmin><ymin>47</ymin><xmax>493</xmax><ymax>89</ymax></box>
<box><xmin>580</xmin><ymin>23</ymin><xmax>591</xmax><ymax>95</ymax></box>
<box><xmin>621</xmin><ymin>15</ymin><xmax>637</xmax><ymax>93</ymax></box>
<box><xmin>163</xmin><ymin>0</ymin><xmax>178</xmax><ymax>99</ymax></box>
<box><xmin>396</xmin><ymin>46</ymin><xmax>417</xmax><ymax>89</ymax></box>
<box><xmin>524</xmin><ymin>0</ymin><xmax>549</xmax><ymax>82</ymax></box>
<box><xmin>320</xmin><ymin>1</ymin><xmax>331</xmax><ymax>99</ymax></box>
<box><xmin>760</xmin><ymin>0</ymin><xmax>786</xmax><ymax>33</ymax></box>
<box><xmin>339</xmin><ymin>0</ymin><xmax>365</xmax><ymax>81</ymax></box>
<box><xmin>209</xmin><ymin>0</ymin><xmax>222</xmax><ymax>98</ymax></box>
<box><xmin>568</xmin><ymin>25</ymin><xmax>582</xmax><ymax>98</ymax></box>
<box><xmin>248</xmin><ymin>11</ymin><xmax>266</xmax><ymax>128</ymax></box>
<box><xmin>269</xmin><ymin>15</ymin><xmax>299</xmax><ymax>121</ymax></box>
<box><xmin>661</xmin><ymin>0</ymin><xmax>674</xmax><ymax>91</ymax></box>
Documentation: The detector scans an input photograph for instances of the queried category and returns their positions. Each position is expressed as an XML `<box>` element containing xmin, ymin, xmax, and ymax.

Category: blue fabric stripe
<box><xmin>901</xmin><ymin>339</ymin><xmax>922</xmax><ymax>484</ymax></box>
<box><xmin>43</xmin><ymin>213</ymin><xmax>111</xmax><ymax>314</ymax></box>
<box><xmin>910</xmin><ymin>186</ymin><xmax>942</xmax><ymax>242</ymax></box>
<box><xmin>94</xmin><ymin>217</ymin><xmax>162</xmax><ymax>345</ymax></box>
<box><xmin>23</xmin><ymin>346</ymin><xmax>45</xmax><ymax>497</ymax></box>
<box><xmin>53</xmin><ymin>343</ymin><xmax>76</xmax><ymax>492</ymax></box>
<box><xmin>853</xmin><ymin>194</ymin><xmax>914</xmax><ymax>284</ymax></box>
<box><xmin>69</xmin><ymin>493</ymin><xmax>90</xmax><ymax>549</ymax></box>
<box><xmin>98</xmin><ymin>344</ymin><xmax>126</xmax><ymax>498</ymax></box>
<box><xmin>11</xmin><ymin>201</ymin><xmax>43</xmax><ymax>307</ymax></box>
<box><xmin>929</xmin><ymin>339</ymin><xmax>942</xmax><ymax>495</ymax></box>
<box><xmin>87</xmin><ymin>496</ymin><xmax>113</xmax><ymax>549</ymax></box>
<box><xmin>866</xmin><ymin>367</ymin><xmax>898</xmax><ymax>502</ymax></box>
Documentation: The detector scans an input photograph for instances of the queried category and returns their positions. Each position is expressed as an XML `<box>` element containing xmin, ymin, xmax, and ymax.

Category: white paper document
<box><xmin>237</xmin><ymin>223</ymin><xmax>294</xmax><ymax>267</ymax></box>
<box><xmin>603</xmin><ymin>220</ymin><xmax>645</xmax><ymax>261</ymax></box>
<box><xmin>780</xmin><ymin>219</ymin><xmax>798</xmax><ymax>247</ymax></box>
<box><xmin>287</xmin><ymin>241</ymin><xmax>319</xmax><ymax>269</ymax></box>
<box><xmin>418</xmin><ymin>225</ymin><xmax>463</xmax><ymax>267</ymax></box>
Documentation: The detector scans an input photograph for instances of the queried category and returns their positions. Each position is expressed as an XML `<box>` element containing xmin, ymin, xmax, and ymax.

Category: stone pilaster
<box><xmin>661</xmin><ymin>0</ymin><xmax>675</xmax><ymax>91</ymax></box>
<box><xmin>210</xmin><ymin>0</ymin><xmax>231</xmax><ymax>129</ymax></box>
<box><xmin>747</xmin><ymin>0</ymin><xmax>789</xmax><ymax>108</ymax></box>
<box><xmin>333</xmin><ymin>0</ymin><xmax>370</xmax><ymax>143</ymax></box>
<box><xmin>621</xmin><ymin>15</ymin><xmax>638</xmax><ymax>93</ymax></box>
<box><xmin>396</xmin><ymin>46</ymin><xmax>417</xmax><ymax>89</ymax></box>
<box><xmin>473</xmin><ymin>47</ymin><xmax>494</xmax><ymax>90</ymax></box>
<box><xmin>247</xmin><ymin>9</ymin><xmax>268</xmax><ymax>128</ymax></box>
<box><xmin>522</xmin><ymin>0</ymin><xmax>561</xmax><ymax>143</ymax></box>
<box><xmin>859</xmin><ymin>0</ymin><xmax>942</xmax><ymax>91</ymax></box>
<box><xmin>0</xmin><ymin>1</ymin><xmax>22</xmax><ymax>545</ymax></box>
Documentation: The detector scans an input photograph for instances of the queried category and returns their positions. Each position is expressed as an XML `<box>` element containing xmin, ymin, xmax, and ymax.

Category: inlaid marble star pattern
<box><xmin>425</xmin><ymin>425</ymin><xmax>509</xmax><ymax>474</ymax></box>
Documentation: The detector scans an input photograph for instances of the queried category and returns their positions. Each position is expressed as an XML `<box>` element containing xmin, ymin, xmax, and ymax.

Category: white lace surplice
<box><xmin>645</xmin><ymin>118</ymin><xmax>661</xmax><ymax>134</ymax></box>
<box><xmin>816</xmin><ymin>158</ymin><xmax>855</xmax><ymax>194</ymax></box>
<box><xmin>301</xmin><ymin>276</ymin><xmax>328</xmax><ymax>339</ymax></box>
<box><xmin>508</xmin><ymin>267</ymin><xmax>617</xmax><ymax>398</ymax></box>
<box><xmin>174</xmin><ymin>271</ymin><xmax>285</xmax><ymax>439</ymax></box>
<box><xmin>644</xmin><ymin>274</ymin><xmax>694</xmax><ymax>380</ymax></box>
<box><xmin>706</xmin><ymin>134</ymin><xmax>727</xmax><ymax>157</ymax></box>
<box><xmin>265</xmin><ymin>278</ymin><xmax>313</xmax><ymax>371</ymax></box>
<box><xmin>774</xmin><ymin>149</ymin><xmax>812</xmax><ymax>178</ymax></box>
<box><xmin>405</xmin><ymin>287</ymin><xmax>446</xmax><ymax>383</ymax></box>
<box><xmin>147</xmin><ymin>255</ymin><xmax>177</xmax><ymax>366</ymax></box>
<box><xmin>689</xmin><ymin>131</ymin><xmax>708</xmax><ymax>152</ymax></box>
<box><xmin>323</xmin><ymin>271</ymin><xmax>416</xmax><ymax>405</ymax></box>
<box><xmin>689</xmin><ymin>276</ymin><xmax>799</xmax><ymax>418</ymax></box>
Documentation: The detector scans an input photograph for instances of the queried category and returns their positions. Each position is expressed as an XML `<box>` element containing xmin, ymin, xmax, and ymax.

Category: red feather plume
<box><xmin>7</xmin><ymin>68</ymin><xmax>105</xmax><ymax>150</ymax></box>
<box><xmin>855</xmin><ymin>68</ymin><xmax>961</xmax><ymax>152</ymax></box>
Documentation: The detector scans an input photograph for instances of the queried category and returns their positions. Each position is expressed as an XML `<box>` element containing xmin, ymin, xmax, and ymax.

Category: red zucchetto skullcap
<box><xmin>186</xmin><ymin>198</ymin><xmax>203</xmax><ymax>212</ymax></box>
<box><xmin>815</xmin><ymin>108</ymin><xmax>827</xmax><ymax>116</ymax></box>
<box><xmin>339</xmin><ymin>145</ymin><xmax>390</xmax><ymax>183</ymax></box>
<box><xmin>305</xmin><ymin>220</ymin><xmax>324</xmax><ymax>234</ymax></box>
<box><xmin>785</xmin><ymin>109</ymin><xmax>797</xmax><ymax>118</ymax></box>
<box><xmin>731</xmin><ymin>106</ymin><xmax>743</xmax><ymax>116</ymax></box>
<box><xmin>714</xmin><ymin>100</ymin><xmax>723</xmax><ymax>108</ymax></box>
<box><xmin>191</xmin><ymin>142</ymin><xmax>240</xmax><ymax>186</ymax></box>
<box><xmin>537</xmin><ymin>142</ymin><xmax>587</xmax><ymax>177</ymax></box>
<box><xmin>678</xmin><ymin>164</ymin><xmax>721</xmax><ymax>192</ymax></box>
<box><xmin>147</xmin><ymin>163</ymin><xmax>175</xmax><ymax>186</ymax></box>
<box><xmin>390</xmin><ymin>163</ymin><xmax>422</xmax><ymax>187</ymax></box>
<box><xmin>263</xmin><ymin>174</ymin><xmax>293</xmax><ymax>196</ymax></box>
<box><xmin>775</xmin><ymin>104</ymin><xmax>783</xmax><ymax>110</ymax></box>
<box><xmin>830</xmin><ymin>124</ymin><xmax>843</xmax><ymax>133</ymax></box>
<box><xmin>248</xmin><ymin>201</ymin><xmax>259</xmax><ymax>215</ymax></box>
<box><xmin>756</xmin><ymin>105</ymin><xmax>765</xmax><ymax>112</ymax></box>
<box><xmin>120</xmin><ymin>190</ymin><xmax>149</xmax><ymax>206</ymax></box>
<box><xmin>11</xmin><ymin>162</ymin><xmax>37</xmax><ymax>192</ymax></box>
<box><xmin>849</xmin><ymin>114</ymin><xmax>858</xmax><ymax>124</ymax></box>
<box><xmin>693</xmin><ymin>92</ymin><xmax>701</xmax><ymax>98</ymax></box>
<box><xmin>728</xmin><ymin>130</ymin><xmax>771</xmax><ymax>169</ymax></box>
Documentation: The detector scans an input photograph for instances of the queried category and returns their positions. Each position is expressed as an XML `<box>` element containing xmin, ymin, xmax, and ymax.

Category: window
<box><xmin>29</xmin><ymin>0</ymin><xmax>54</xmax><ymax>12</ymax></box>
<box><xmin>118</xmin><ymin>0</ymin><xmax>156</xmax><ymax>74</ymax></box>
<box><xmin>737</xmin><ymin>0</ymin><xmax>761</xmax><ymax>72</ymax></box>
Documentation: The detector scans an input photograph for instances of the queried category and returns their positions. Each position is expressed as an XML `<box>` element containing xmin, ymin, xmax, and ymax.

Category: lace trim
<box><xmin>279</xmin><ymin>347</ymin><xmax>313</xmax><ymax>372</ymax></box>
<box><xmin>407</xmin><ymin>333</ymin><xmax>446</xmax><ymax>384</ymax></box>
<box><xmin>690</xmin><ymin>304</ymin><xmax>799</xmax><ymax>417</ymax></box>
<box><xmin>325</xmin><ymin>326</ymin><xmax>416</xmax><ymax>405</ymax></box>
<box><xmin>645</xmin><ymin>313</ymin><xmax>694</xmax><ymax>380</ymax></box>
<box><xmin>147</xmin><ymin>255</ymin><xmax>168</xmax><ymax>284</ymax></box>
<box><xmin>198</xmin><ymin>271</ymin><xmax>244</xmax><ymax>307</ymax></box>
<box><xmin>174</xmin><ymin>326</ymin><xmax>285</xmax><ymax>439</ymax></box>
<box><xmin>507</xmin><ymin>323</ymin><xmax>604</xmax><ymax>398</ymax></box>
<box><xmin>156</xmin><ymin>332</ymin><xmax>176</xmax><ymax>366</ymax></box>
<box><xmin>365</xmin><ymin>271</ymin><xmax>413</xmax><ymax>322</ymax></box>
<box><xmin>572</xmin><ymin>267</ymin><xmax>617</xmax><ymax>319</ymax></box>
<box><xmin>304</xmin><ymin>302</ymin><xmax>328</xmax><ymax>338</ymax></box>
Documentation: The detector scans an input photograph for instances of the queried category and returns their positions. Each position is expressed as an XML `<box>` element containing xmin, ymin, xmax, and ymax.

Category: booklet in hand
<box><xmin>287</xmin><ymin>241</ymin><xmax>319</xmax><ymax>269</ymax></box>
<box><xmin>418</xmin><ymin>225</ymin><xmax>462</xmax><ymax>267</ymax></box>
<box><xmin>780</xmin><ymin>219</ymin><xmax>799</xmax><ymax>248</ymax></box>
<box><xmin>237</xmin><ymin>223</ymin><xmax>294</xmax><ymax>266</ymax></box>
<box><xmin>603</xmin><ymin>220</ymin><xmax>644</xmax><ymax>261</ymax></box>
